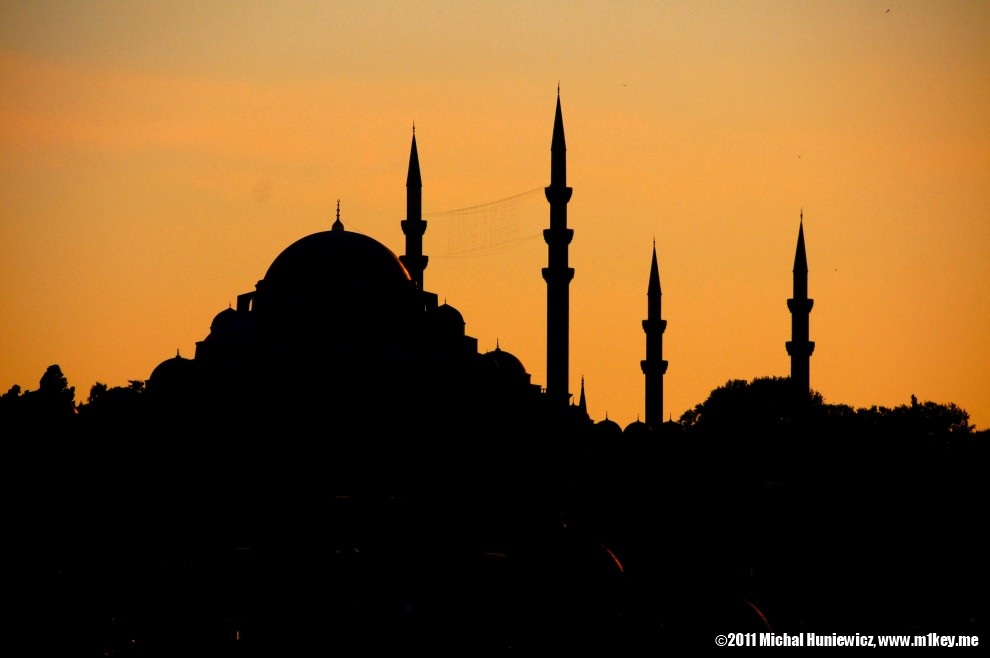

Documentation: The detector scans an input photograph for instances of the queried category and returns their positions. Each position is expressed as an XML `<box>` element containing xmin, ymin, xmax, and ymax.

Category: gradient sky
<box><xmin>2</xmin><ymin>0</ymin><xmax>988</xmax><ymax>430</ymax></box>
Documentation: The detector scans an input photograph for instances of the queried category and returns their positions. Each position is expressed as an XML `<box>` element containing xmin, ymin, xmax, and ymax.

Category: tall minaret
<box><xmin>786</xmin><ymin>213</ymin><xmax>815</xmax><ymax>398</ymax></box>
<box><xmin>401</xmin><ymin>125</ymin><xmax>428</xmax><ymax>290</ymax></box>
<box><xmin>542</xmin><ymin>88</ymin><xmax>574</xmax><ymax>407</ymax></box>
<box><xmin>641</xmin><ymin>242</ymin><xmax>668</xmax><ymax>429</ymax></box>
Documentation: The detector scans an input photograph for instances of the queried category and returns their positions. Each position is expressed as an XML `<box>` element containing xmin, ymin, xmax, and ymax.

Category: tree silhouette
<box><xmin>87</xmin><ymin>381</ymin><xmax>109</xmax><ymax>402</ymax></box>
<box><xmin>78</xmin><ymin>379</ymin><xmax>147</xmax><ymax>430</ymax></box>
<box><xmin>678</xmin><ymin>375</ymin><xmax>824</xmax><ymax>435</ymax></box>
<box><xmin>1</xmin><ymin>364</ymin><xmax>76</xmax><ymax>427</ymax></box>
<box><xmin>36</xmin><ymin>364</ymin><xmax>75</xmax><ymax>411</ymax></box>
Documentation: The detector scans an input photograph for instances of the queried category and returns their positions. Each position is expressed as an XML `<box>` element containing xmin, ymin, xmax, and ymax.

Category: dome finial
<box><xmin>332</xmin><ymin>199</ymin><xmax>344</xmax><ymax>231</ymax></box>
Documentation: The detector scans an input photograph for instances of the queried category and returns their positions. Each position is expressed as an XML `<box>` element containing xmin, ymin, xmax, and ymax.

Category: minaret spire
<box><xmin>401</xmin><ymin>124</ymin><xmax>428</xmax><ymax>290</ymax></box>
<box><xmin>542</xmin><ymin>89</ymin><xmax>574</xmax><ymax>407</ymax></box>
<box><xmin>332</xmin><ymin>199</ymin><xmax>344</xmax><ymax>231</ymax></box>
<box><xmin>786</xmin><ymin>212</ymin><xmax>815</xmax><ymax>400</ymax></box>
<box><xmin>641</xmin><ymin>241</ymin><xmax>668</xmax><ymax>429</ymax></box>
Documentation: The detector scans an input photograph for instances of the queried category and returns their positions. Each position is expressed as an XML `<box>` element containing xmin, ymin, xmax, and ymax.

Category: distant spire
<box><xmin>543</xmin><ymin>89</ymin><xmax>574</xmax><ymax>408</ymax></box>
<box><xmin>401</xmin><ymin>126</ymin><xmax>427</xmax><ymax>289</ymax></box>
<box><xmin>642</xmin><ymin>241</ymin><xmax>668</xmax><ymax>430</ymax></box>
<box><xmin>787</xmin><ymin>211</ymin><xmax>815</xmax><ymax>400</ymax></box>
<box><xmin>550</xmin><ymin>93</ymin><xmax>567</xmax><ymax>179</ymax></box>
<box><xmin>578</xmin><ymin>376</ymin><xmax>588</xmax><ymax>415</ymax></box>
<box><xmin>793</xmin><ymin>214</ymin><xmax>808</xmax><ymax>274</ymax></box>
<box><xmin>648</xmin><ymin>241</ymin><xmax>661</xmax><ymax>296</ymax></box>
<box><xmin>332</xmin><ymin>199</ymin><xmax>344</xmax><ymax>231</ymax></box>
<box><xmin>406</xmin><ymin>129</ymin><xmax>421</xmax><ymax>188</ymax></box>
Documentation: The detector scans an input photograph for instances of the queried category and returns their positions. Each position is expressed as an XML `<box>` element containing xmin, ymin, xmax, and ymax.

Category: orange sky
<box><xmin>2</xmin><ymin>1</ymin><xmax>988</xmax><ymax>430</ymax></box>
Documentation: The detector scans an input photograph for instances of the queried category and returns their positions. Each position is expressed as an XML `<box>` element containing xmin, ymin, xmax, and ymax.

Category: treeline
<box><xmin>3</xmin><ymin>365</ymin><xmax>982</xmax><ymax>438</ymax></box>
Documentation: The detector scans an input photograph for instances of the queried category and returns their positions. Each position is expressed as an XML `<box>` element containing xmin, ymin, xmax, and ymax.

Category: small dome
<box><xmin>434</xmin><ymin>302</ymin><xmax>465</xmax><ymax>329</ymax></box>
<box><xmin>432</xmin><ymin>301</ymin><xmax>467</xmax><ymax>346</ymax></box>
<box><xmin>595</xmin><ymin>417</ymin><xmax>622</xmax><ymax>434</ymax></box>
<box><xmin>623</xmin><ymin>419</ymin><xmax>652</xmax><ymax>435</ymax></box>
<box><xmin>210</xmin><ymin>306</ymin><xmax>238</xmax><ymax>331</ymax></box>
<box><xmin>147</xmin><ymin>351</ymin><xmax>196</xmax><ymax>394</ymax></box>
<box><xmin>481</xmin><ymin>344</ymin><xmax>527</xmax><ymax>375</ymax></box>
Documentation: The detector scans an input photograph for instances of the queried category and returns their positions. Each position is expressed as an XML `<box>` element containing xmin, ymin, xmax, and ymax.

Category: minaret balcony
<box><xmin>544</xmin><ymin>186</ymin><xmax>573</xmax><ymax>203</ymax></box>
<box><xmin>785</xmin><ymin>340</ymin><xmax>816</xmax><ymax>357</ymax></box>
<box><xmin>642</xmin><ymin>319</ymin><xmax>667</xmax><ymax>333</ymax></box>
<box><xmin>541</xmin><ymin>267</ymin><xmax>575</xmax><ymax>285</ymax></box>
<box><xmin>542</xmin><ymin>228</ymin><xmax>574</xmax><ymax>246</ymax></box>
<box><xmin>641</xmin><ymin>359</ymin><xmax>669</xmax><ymax>375</ymax></box>
<box><xmin>787</xmin><ymin>298</ymin><xmax>814</xmax><ymax>312</ymax></box>
<box><xmin>400</xmin><ymin>219</ymin><xmax>427</xmax><ymax>236</ymax></box>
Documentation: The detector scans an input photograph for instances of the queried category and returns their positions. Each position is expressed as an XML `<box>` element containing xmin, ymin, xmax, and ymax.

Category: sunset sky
<box><xmin>2</xmin><ymin>1</ymin><xmax>988</xmax><ymax>430</ymax></box>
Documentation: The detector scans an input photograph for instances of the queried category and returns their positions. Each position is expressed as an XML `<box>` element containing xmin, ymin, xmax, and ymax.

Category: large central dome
<box><xmin>261</xmin><ymin>227</ymin><xmax>412</xmax><ymax>295</ymax></box>
<box><xmin>253</xmin><ymin>224</ymin><xmax>419</xmax><ymax>348</ymax></box>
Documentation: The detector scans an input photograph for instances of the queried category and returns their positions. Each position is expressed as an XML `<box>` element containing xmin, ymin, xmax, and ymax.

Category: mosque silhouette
<box><xmin>46</xmin><ymin>93</ymin><xmax>841</xmax><ymax>654</ymax></box>
<box><xmin>145</xmin><ymin>91</ymin><xmax>815</xmax><ymax>439</ymax></box>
